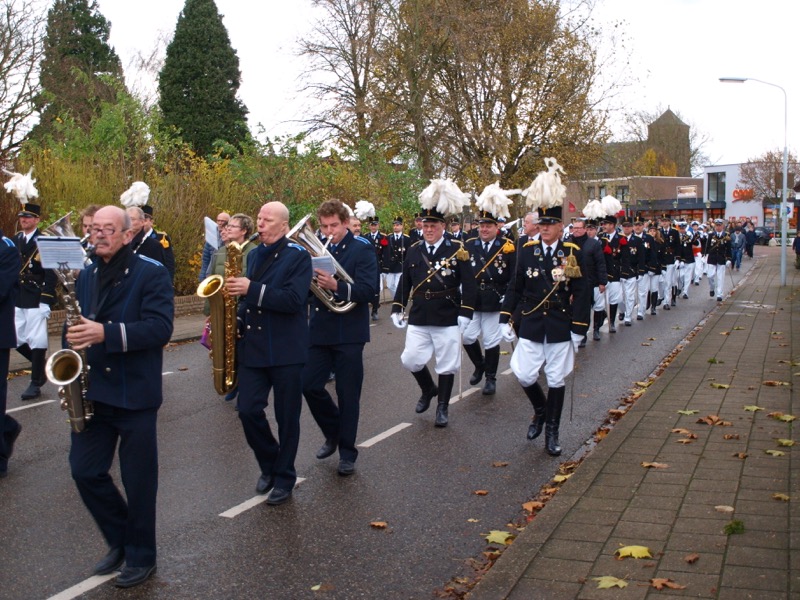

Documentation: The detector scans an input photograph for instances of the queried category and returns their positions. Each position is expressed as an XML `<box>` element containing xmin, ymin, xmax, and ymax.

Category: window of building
<box><xmin>587</xmin><ymin>186</ymin><xmax>595</xmax><ymax>200</ymax></box>
<box><xmin>708</xmin><ymin>172</ymin><xmax>726</xmax><ymax>203</ymax></box>
<box><xmin>615</xmin><ymin>186</ymin><xmax>629</xmax><ymax>202</ymax></box>
<box><xmin>598</xmin><ymin>185</ymin><xmax>607</xmax><ymax>198</ymax></box>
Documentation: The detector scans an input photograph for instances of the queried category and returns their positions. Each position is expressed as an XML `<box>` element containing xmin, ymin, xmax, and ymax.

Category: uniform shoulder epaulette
<box><xmin>2</xmin><ymin>237</ymin><xmax>14</xmax><ymax>248</ymax></box>
<box><xmin>138</xmin><ymin>254</ymin><xmax>165</xmax><ymax>268</ymax></box>
<box><xmin>156</xmin><ymin>231</ymin><xmax>170</xmax><ymax>249</ymax></box>
<box><xmin>523</xmin><ymin>239</ymin><xmax>541</xmax><ymax>247</ymax></box>
<box><xmin>410</xmin><ymin>240</ymin><xmax>424</xmax><ymax>248</ymax></box>
<box><xmin>352</xmin><ymin>236</ymin><xmax>371</xmax><ymax>245</ymax></box>
<box><xmin>562</xmin><ymin>242</ymin><xmax>580</xmax><ymax>251</ymax></box>
<box><xmin>287</xmin><ymin>242</ymin><xmax>307</xmax><ymax>252</ymax></box>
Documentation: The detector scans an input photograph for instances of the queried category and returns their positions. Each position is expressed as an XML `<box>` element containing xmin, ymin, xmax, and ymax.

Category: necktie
<box><xmin>428</xmin><ymin>244</ymin><xmax>435</xmax><ymax>256</ymax></box>
<box><xmin>484</xmin><ymin>242</ymin><xmax>490</xmax><ymax>254</ymax></box>
<box><xmin>329</xmin><ymin>243</ymin><xmax>337</xmax><ymax>253</ymax></box>
<box><xmin>545</xmin><ymin>246</ymin><xmax>552</xmax><ymax>261</ymax></box>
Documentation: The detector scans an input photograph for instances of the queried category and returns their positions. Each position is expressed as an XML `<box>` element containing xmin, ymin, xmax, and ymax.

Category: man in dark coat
<box><xmin>0</xmin><ymin>231</ymin><xmax>21</xmax><ymax>478</ymax></box>
<box><xmin>567</xmin><ymin>218</ymin><xmax>606</xmax><ymax>346</ymax></box>
<box><xmin>66</xmin><ymin>206</ymin><xmax>174</xmax><ymax>588</ymax></box>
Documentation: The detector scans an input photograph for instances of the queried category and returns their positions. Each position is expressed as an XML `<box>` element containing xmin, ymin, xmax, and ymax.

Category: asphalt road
<box><xmin>0</xmin><ymin>261</ymin><xmax>754</xmax><ymax>600</ymax></box>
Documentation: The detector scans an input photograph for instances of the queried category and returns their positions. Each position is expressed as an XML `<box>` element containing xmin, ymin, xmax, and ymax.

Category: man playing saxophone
<box><xmin>303</xmin><ymin>199</ymin><xmax>377</xmax><ymax>476</ymax></box>
<box><xmin>64</xmin><ymin>206</ymin><xmax>174</xmax><ymax>588</ymax></box>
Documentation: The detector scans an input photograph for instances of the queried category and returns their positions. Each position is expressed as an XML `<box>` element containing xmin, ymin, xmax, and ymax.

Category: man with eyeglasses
<box><xmin>66</xmin><ymin>205</ymin><xmax>174</xmax><ymax>588</ymax></box>
<box><xmin>200</xmin><ymin>212</ymin><xmax>230</xmax><ymax>281</ymax></box>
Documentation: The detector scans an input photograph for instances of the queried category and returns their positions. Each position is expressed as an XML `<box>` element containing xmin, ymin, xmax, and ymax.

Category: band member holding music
<box><xmin>65</xmin><ymin>206</ymin><xmax>174</xmax><ymax>588</ymax></box>
<box><xmin>302</xmin><ymin>200</ymin><xmax>377</xmax><ymax>476</ymax></box>
<box><xmin>225</xmin><ymin>202</ymin><xmax>312</xmax><ymax>506</ymax></box>
<box><xmin>503</xmin><ymin>158</ymin><xmax>588</xmax><ymax>455</ymax></box>
<box><xmin>0</xmin><ymin>228</ymin><xmax>21</xmax><ymax>478</ymax></box>
<box><xmin>13</xmin><ymin>193</ymin><xmax>58</xmax><ymax>401</ymax></box>
<box><xmin>391</xmin><ymin>180</ymin><xmax>475</xmax><ymax>428</ymax></box>
<box><xmin>383</xmin><ymin>216</ymin><xmax>410</xmax><ymax>299</ymax></box>
<box><xmin>462</xmin><ymin>187</ymin><xmax>517</xmax><ymax>396</ymax></box>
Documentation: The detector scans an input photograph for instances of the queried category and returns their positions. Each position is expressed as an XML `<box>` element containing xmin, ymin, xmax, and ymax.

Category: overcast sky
<box><xmin>98</xmin><ymin>0</ymin><xmax>797</xmax><ymax>171</ymax></box>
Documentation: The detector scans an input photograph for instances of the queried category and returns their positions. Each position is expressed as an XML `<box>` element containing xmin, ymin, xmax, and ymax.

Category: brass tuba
<box><xmin>288</xmin><ymin>214</ymin><xmax>356</xmax><ymax>314</ymax></box>
<box><xmin>197</xmin><ymin>242</ymin><xmax>242</xmax><ymax>395</ymax></box>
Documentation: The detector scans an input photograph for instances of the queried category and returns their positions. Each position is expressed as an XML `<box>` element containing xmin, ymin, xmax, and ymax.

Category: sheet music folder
<box><xmin>36</xmin><ymin>237</ymin><xmax>87</xmax><ymax>270</ymax></box>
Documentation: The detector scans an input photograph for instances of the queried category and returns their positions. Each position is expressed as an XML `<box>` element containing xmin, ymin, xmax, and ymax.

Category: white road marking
<box><xmin>162</xmin><ymin>371</ymin><xmax>174</xmax><ymax>376</ymax></box>
<box><xmin>450</xmin><ymin>387</ymin><xmax>479</xmax><ymax>404</ymax></box>
<box><xmin>7</xmin><ymin>399</ymin><xmax>56</xmax><ymax>413</ymax></box>
<box><xmin>358</xmin><ymin>423</ymin><xmax>412</xmax><ymax>448</ymax></box>
<box><xmin>47</xmin><ymin>574</ymin><xmax>117</xmax><ymax>600</ymax></box>
<box><xmin>219</xmin><ymin>478</ymin><xmax>306</xmax><ymax>519</ymax></box>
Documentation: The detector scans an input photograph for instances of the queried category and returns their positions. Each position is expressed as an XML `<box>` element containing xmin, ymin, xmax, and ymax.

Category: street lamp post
<box><xmin>720</xmin><ymin>76</ymin><xmax>789</xmax><ymax>286</ymax></box>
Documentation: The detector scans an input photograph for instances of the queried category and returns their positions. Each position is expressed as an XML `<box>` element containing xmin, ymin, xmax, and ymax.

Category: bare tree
<box><xmin>738</xmin><ymin>149</ymin><xmax>799</xmax><ymax>202</ymax></box>
<box><xmin>0</xmin><ymin>0</ymin><xmax>46</xmax><ymax>164</ymax></box>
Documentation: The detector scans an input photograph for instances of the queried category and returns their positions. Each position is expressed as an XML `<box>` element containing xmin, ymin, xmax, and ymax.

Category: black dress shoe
<box><xmin>93</xmin><ymin>547</ymin><xmax>125</xmax><ymax>576</ymax></box>
<box><xmin>316</xmin><ymin>439</ymin><xmax>337</xmax><ymax>459</ymax></box>
<box><xmin>5</xmin><ymin>424</ymin><xmax>21</xmax><ymax>460</ymax></box>
<box><xmin>682</xmin><ymin>293</ymin><xmax>689</xmax><ymax>299</ymax></box>
<box><xmin>636</xmin><ymin>315</ymin><xmax>643</xmax><ymax>321</ymax></box>
<box><xmin>663</xmin><ymin>304</ymin><xmax>670</xmax><ymax>310</ymax></box>
<box><xmin>709</xmin><ymin>290</ymin><xmax>715</xmax><ymax>297</ymax></box>
<box><xmin>20</xmin><ymin>383</ymin><xmax>40</xmax><ymax>400</ymax></box>
<box><xmin>609</xmin><ymin>323</ymin><xmax>616</xmax><ymax>333</ymax></box>
<box><xmin>266</xmin><ymin>487</ymin><xmax>292</xmax><ymax>505</ymax></box>
<box><xmin>578</xmin><ymin>335</ymin><xmax>586</xmax><ymax>348</ymax></box>
<box><xmin>592</xmin><ymin>329</ymin><xmax>600</xmax><ymax>341</ymax></box>
<box><xmin>256</xmin><ymin>474</ymin><xmax>274</xmax><ymax>495</ymax></box>
<box><xmin>337</xmin><ymin>460</ymin><xmax>355</xmax><ymax>476</ymax></box>
<box><xmin>114</xmin><ymin>564</ymin><xmax>156</xmax><ymax>588</ymax></box>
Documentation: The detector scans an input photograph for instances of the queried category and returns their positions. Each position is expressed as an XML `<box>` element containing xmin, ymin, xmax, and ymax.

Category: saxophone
<box><xmin>197</xmin><ymin>242</ymin><xmax>243</xmax><ymax>395</ymax></box>
<box><xmin>45</xmin><ymin>266</ymin><xmax>93</xmax><ymax>433</ymax></box>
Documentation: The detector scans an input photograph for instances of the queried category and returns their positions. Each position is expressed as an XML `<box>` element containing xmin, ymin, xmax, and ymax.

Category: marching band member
<box><xmin>597</xmin><ymin>195</ymin><xmax>623</xmax><ymax>333</ymax></box>
<box><xmin>303</xmin><ymin>200</ymin><xmax>378</xmax><ymax>476</ymax></box>
<box><xmin>645</xmin><ymin>225</ymin><xmax>664</xmax><ymax>315</ymax></box>
<box><xmin>462</xmin><ymin>182</ymin><xmax>518</xmax><ymax>395</ymax></box>
<box><xmin>658</xmin><ymin>214</ymin><xmax>681</xmax><ymax>309</ymax></box>
<box><xmin>141</xmin><ymin>204</ymin><xmax>175</xmax><ymax>282</ymax></box>
<box><xmin>618</xmin><ymin>216</ymin><xmax>644</xmax><ymax>326</ymax></box>
<box><xmin>566</xmin><ymin>216</ymin><xmax>606</xmax><ymax>348</ymax></box>
<box><xmin>676</xmin><ymin>221</ymin><xmax>699</xmax><ymax>299</ymax></box>
<box><xmin>409</xmin><ymin>214</ymin><xmax>424</xmax><ymax>244</ymax></box>
<box><xmin>120</xmin><ymin>183</ymin><xmax>168</xmax><ymax>272</ymax></box>
<box><xmin>384</xmin><ymin>216</ymin><xmax>409</xmax><ymax>299</ymax></box>
<box><xmin>357</xmin><ymin>202</ymin><xmax>385</xmax><ymax>321</ymax></box>
<box><xmin>704</xmin><ymin>218</ymin><xmax>732</xmax><ymax>302</ymax></box>
<box><xmin>391</xmin><ymin>180</ymin><xmax>476</xmax><ymax>428</ymax></box>
<box><xmin>0</xmin><ymin>225</ymin><xmax>21</xmax><ymax>478</ymax></box>
<box><xmin>632</xmin><ymin>216</ymin><xmax>653</xmax><ymax>319</ymax></box>
<box><xmin>502</xmin><ymin>158</ymin><xmax>589</xmax><ymax>455</ymax></box>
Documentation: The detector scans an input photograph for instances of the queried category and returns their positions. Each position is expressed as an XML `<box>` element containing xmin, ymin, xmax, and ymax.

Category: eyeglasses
<box><xmin>225</xmin><ymin>224</ymin><xmax>242</xmax><ymax>230</ymax></box>
<box><xmin>91</xmin><ymin>226</ymin><xmax>127</xmax><ymax>237</ymax></box>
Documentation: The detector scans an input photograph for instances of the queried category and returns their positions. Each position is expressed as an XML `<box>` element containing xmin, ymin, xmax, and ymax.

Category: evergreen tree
<box><xmin>32</xmin><ymin>0</ymin><xmax>123</xmax><ymax>142</ymax></box>
<box><xmin>158</xmin><ymin>0</ymin><xmax>249</xmax><ymax>157</ymax></box>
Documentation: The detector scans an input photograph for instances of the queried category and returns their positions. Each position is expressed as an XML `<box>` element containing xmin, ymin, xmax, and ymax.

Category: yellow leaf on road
<box><xmin>634</xmin><ymin>381</ymin><xmax>651</xmax><ymax>388</ymax></box>
<box><xmin>467</xmin><ymin>518</ymin><xmax>480</xmax><ymax>522</ymax></box>
<box><xmin>765</xmin><ymin>450</ymin><xmax>786</xmax><ymax>457</ymax></box>
<box><xmin>641</xmin><ymin>462</ymin><xmax>669</xmax><ymax>469</ymax></box>
<box><xmin>772</xmin><ymin>493</ymin><xmax>790</xmax><ymax>502</ymax></box>
<box><xmin>710</xmin><ymin>382</ymin><xmax>730</xmax><ymax>389</ymax></box>
<box><xmin>777</xmin><ymin>439</ymin><xmax>795</xmax><ymax>447</ymax></box>
<box><xmin>768</xmin><ymin>412</ymin><xmax>797</xmax><ymax>422</ymax></box>
<box><xmin>763</xmin><ymin>380</ymin><xmax>790</xmax><ymax>386</ymax></box>
<box><xmin>553</xmin><ymin>474</ymin><xmax>572</xmax><ymax>483</ymax></box>
<box><xmin>715</xmin><ymin>505</ymin><xmax>735</xmax><ymax>513</ymax></box>
<box><xmin>678</xmin><ymin>410</ymin><xmax>699</xmax><ymax>415</ymax></box>
<box><xmin>743</xmin><ymin>405</ymin><xmax>764</xmax><ymax>412</ymax></box>
<box><xmin>615</xmin><ymin>545</ymin><xmax>652</xmax><ymax>559</ymax></box>
<box><xmin>522</xmin><ymin>501</ymin><xmax>545</xmax><ymax>512</ymax></box>
<box><xmin>485</xmin><ymin>530</ymin><xmax>514</xmax><ymax>545</ymax></box>
<box><xmin>593</xmin><ymin>576</ymin><xmax>628</xmax><ymax>589</ymax></box>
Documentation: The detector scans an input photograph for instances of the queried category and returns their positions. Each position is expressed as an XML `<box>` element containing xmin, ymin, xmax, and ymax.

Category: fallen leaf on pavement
<box><xmin>650</xmin><ymin>578</ymin><xmax>686</xmax><ymax>590</ymax></box>
<box><xmin>684</xmin><ymin>553</ymin><xmax>700</xmax><ymax>564</ymax></box>
<box><xmin>553</xmin><ymin>474</ymin><xmax>571</xmax><ymax>483</ymax></box>
<box><xmin>615</xmin><ymin>545</ymin><xmax>652</xmax><ymax>559</ymax></box>
<box><xmin>710</xmin><ymin>383</ymin><xmax>730</xmax><ymax>389</ymax></box>
<box><xmin>522</xmin><ymin>501</ymin><xmax>545</xmax><ymax>512</ymax></box>
<box><xmin>720</xmin><ymin>331</ymin><xmax>730</xmax><ymax>336</ymax></box>
<box><xmin>763</xmin><ymin>380</ymin><xmax>790</xmax><ymax>386</ymax></box>
<box><xmin>484</xmin><ymin>530</ymin><xmax>514</xmax><ymax>545</ymax></box>
<box><xmin>641</xmin><ymin>342</ymin><xmax>651</xmax><ymax>346</ymax></box>
<box><xmin>676</xmin><ymin>439</ymin><xmax>693</xmax><ymax>445</ymax></box>
<box><xmin>467</xmin><ymin>518</ymin><xmax>479</xmax><ymax>522</ymax></box>
<box><xmin>776</xmin><ymin>439</ymin><xmax>795</xmax><ymax>447</ymax></box>
<box><xmin>768</xmin><ymin>412</ymin><xmax>797</xmax><ymax>422</ymax></box>
<box><xmin>678</xmin><ymin>409</ymin><xmax>699</xmax><ymax>415</ymax></box>
<box><xmin>723</xmin><ymin>434</ymin><xmax>740</xmax><ymax>440</ymax></box>
<box><xmin>593</xmin><ymin>576</ymin><xmax>628</xmax><ymax>589</ymax></box>
<box><xmin>765</xmin><ymin>450</ymin><xmax>785</xmax><ymax>457</ymax></box>
<box><xmin>715</xmin><ymin>505</ymin><xmax>735</xmax><ymax>513</ymax></box>
<box><xmin>634</xmin><ymin>381</ymin><xmax>651</xmax><ymax>388</ymax></box>
<box><xmin>732</xmin><ymin>326</ymin><xmax>745</xmax><ymax>330</ymax></box>
<box><xmin>671</xmin><ymin>428</ymin><xmax>693</xmax><ymax>435</ymax></box>
<box><xmin>641</xmin><ymin>462</ymin><xmax>669</xmax><ymax>469</ymax></box>
<box><xmin>370</xmin><ymin>521</ymin><xmax>388</xmax><ymax>529</ymax></box>
<box><xmin>732</xmin><ymin>452</ymin><xmax>748</xmax><ymax>459</ymax></box>
<box><xmin>697</xmin><ymin>414</ymin><xmax>722</xmax><ymax>425</ymax></box>
<box><xmin>743</xmin><ymin>405</ymin><xmax>764</xmax><ymax>412</ymax></box>
<box><xmin>772</xmin><ymin>493</ymin><xmax>790</xmax><ymax>502</ymax></box>
<box><xmin>473</xmin><ymin>490</ymin><xmax>489</xmax><ymax>496</ymax></box>
<box><xmin>492</xmin><ymin>461</ymin><xmax>509</xmax><ymax>467</ymax></box>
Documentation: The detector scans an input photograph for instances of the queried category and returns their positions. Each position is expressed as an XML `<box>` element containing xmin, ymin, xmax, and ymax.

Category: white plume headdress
<box><xmin>521</xmin><ymin>157</ymin><xmax>567</xmax><ymax>210</ymax></box>
<box><xmin>582</xmin><ymin>199</ymin><xmax>606</xmax><ymax>221</ymax></box>
<box><xmin>120</xmin><ymin>181</ymin><xmax>150</xmax><ymax>208</ymax></box>
<box><xmin>418</xmin><ymin>179</ymin><xmax>470</xmax><ymax>217</ymax></box>
<box><xmin>354</xmin><ymin>200</ymin><xmax>375</xmax><ymax>221</ymax></box>
<box><xmin>344</xmin><ymin>203</ymin><xmax>354</xmax><ymax>217</ymax></box>
<box><xmin>3</xmin><ymin>167</ymin><xmax>38</xmax><ymax>206</ymax></box>
<box><xmin>600</xmin><ymin>195</ymin><xmax>622</xmax><ymax>219</ymax></box>
<box><xmin>476</xmin><ymin>181</ymin><xmax>521</xmax><ymax>220</ymax></box>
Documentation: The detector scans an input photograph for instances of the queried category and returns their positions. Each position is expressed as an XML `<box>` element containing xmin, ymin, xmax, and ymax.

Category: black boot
<box><xmin>435</xmin><ymin>374</ymin><xmax>455</xmax><ymax>428</ymax></box>
<box><xmin>16</xmin><ymin>343</ymin><xmax>32</xmax><ymax>362</ymax></box>
<box><xmin>545</xmin><ymin>386</ymin><xmax>565</xmax><ymax>456</ymax></box>
<box><xmin>463</xmin><ymin>342</ymin><xmax>485</xmax><ymax>385</ymax></box>
<box><xmin>522</xmin><ymin>383</ymin><xmax>546</xmax><ymax>439</ymax></box>
<box><xmin>671</xmin><ymin>286</ymin><xmax>677</xmax><ymax>306</ymax></box>
<box><xmin>22</xmin><ymin>349</ymin><xmax>46</xmax><ymax>400</ymax></box>
<box><xmin>481</xmin><ymin>346</ymin><xmax>499</xmax><ymax>395</ymax></box>
<box><xmin>650</xmin><ymin>292</ymin><xmax>658</xmax><ymax>315</ymax></box>
<box><xmin>608</xmin><ymin>305</ymin><xmax>618</xmax><ymax>333</ymax></box>
<box><xmin>592</xmin><ymin>310</ymin><xmax>604</xmax><ymax>341</ymax></box>
<box><xmin>411</xmin><ymin>367</ymin><xmax>438</xmax><ymax>413</ymax></box>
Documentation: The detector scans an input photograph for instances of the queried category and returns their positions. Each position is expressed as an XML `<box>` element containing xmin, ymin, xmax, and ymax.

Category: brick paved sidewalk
<box><xmin>470</xmin><ymin>248</ymin><xmax>799</xmax><ymax>599</ymax></box>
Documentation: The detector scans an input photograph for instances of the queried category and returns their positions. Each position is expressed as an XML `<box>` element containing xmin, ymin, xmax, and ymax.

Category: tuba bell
<box><xmin>288</xmin><ymin>214</ymin><xmax>356</xmax><ymax>314</ymax></box>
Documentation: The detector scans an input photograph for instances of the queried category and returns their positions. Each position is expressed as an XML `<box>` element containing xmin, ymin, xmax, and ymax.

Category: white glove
<box><xmin>571</xmin><ymin>332</ymin><xmax>583</xmax><ymax>353</ymax></box>
<box><xmin>725</xmin><ymin>260</ymin><xmax>732</xmax><ymax>269</ymax></box>
<box><xmin>391</xmin><ymin>312</ymin><xmax>407</xmax><ymax>329</ymax></box>
<box><xmin>501</xmin><ymin>323</ymin><xmax>516</xmax><ymax>343</ymax></box>
<box><xmin>457</xmin><ymin>316</ymin><xmax>471</xmax><ymax>335</ymax></box>
<box><xmin>39</xmin><ymin>303</ymin><xmax>51</xmax><ymax>319</ymax></box>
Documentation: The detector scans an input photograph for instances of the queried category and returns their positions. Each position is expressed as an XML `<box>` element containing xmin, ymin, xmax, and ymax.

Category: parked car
<box><xmin>753</xmin><ymin>226</ymin><xmax>774</xmax><ymax>245</ymax></box>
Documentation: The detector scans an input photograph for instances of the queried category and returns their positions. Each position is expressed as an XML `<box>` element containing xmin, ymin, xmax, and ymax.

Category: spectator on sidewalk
<box><xmin>744</xmin><ymin>222</ymin><xmax>757</xmax><ymax>259</ymax></box>
<box><xmin>200</xmin><ymin>213</ymin><xmax>230</xmax><ymax>281</ymax></box>
<box><xmin>730</xmin><ymin>226</ymin><xmax>745</xmax><ymax>270</ymax></box>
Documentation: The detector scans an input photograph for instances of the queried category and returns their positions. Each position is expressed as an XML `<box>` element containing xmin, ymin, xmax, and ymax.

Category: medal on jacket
<box><xmin>552</xmin><ymin>267</ymin><xmax>565</xmax><ymax>282</ymax></box>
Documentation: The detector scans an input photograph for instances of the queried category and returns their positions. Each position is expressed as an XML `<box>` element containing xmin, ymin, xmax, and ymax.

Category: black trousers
<box><xmin>0</xmin><ymin>348</ymin><xmax>20</xmax><ymax>473</ymax></box>
<box><xmin>237</xmin><ymin>363</ymin><xmax>303</xmax><ymax>492</ymax></box>
<box><xmin>69</xmin><ymin>402</ymin><xmax>159</xmax><ymax>567</ymax></box>
<box><xmin>302</xmin><ymin>343</ymin><xmax>365</xmax><ymax>463</ymax></box>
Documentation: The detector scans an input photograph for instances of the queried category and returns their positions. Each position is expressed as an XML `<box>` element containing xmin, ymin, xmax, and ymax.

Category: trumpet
<box><xmin>288</xmin><ymin>214</ymin><xmax>356</xmax><ymax>314</ymax></box>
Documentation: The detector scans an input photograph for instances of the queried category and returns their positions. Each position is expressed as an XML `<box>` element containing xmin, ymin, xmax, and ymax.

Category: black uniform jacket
<box><xmin>383</xmin><ymin>233</ymin><xmax>410</xmax><ymax>274</ymax></box>
<box><xmin>309</xmin><ymin>230</ymin><xmax>377</xmax><ymax>346</ymax></box>
<box><xmin>569</xmin><ymin>234</ymin><xmax>607</xmax><ymax>288</ymax></box>
<box><xmin>465</xmin><ymin>237</ymin><xmax>516</xmax><ymax>312</ymax></box>
<box><xmin>0</xmin><ymin>235</ymin><xmax>19</xmax><ymax>349</ymax></box>
<box><xmin>500</xmin><ymin>239</ymin><xmax>589</xmax><ymax>343</ymax></box>
<box><xmin>391</xmin><ymin>237</ymin><xmax>476</xmax><ymax>326</ymax></box>
<box><xmin>677</xmin><ymin>232</ymin><xmax>699</xmax><ymax>264</ymax></box>
<box><xmin>659</xmin><ymin>227</ymin><xmax>681</xmax><ymax>265</ymax></box>
<box><xmin>15</xmin><ymin>229</ymin><xmax>57</xmax><ymax>308</ymax></box>
<box><xmin>238</xmin><ymin>237</ymin><xmax>312</xmax><ymax>368</ymax></box>
<box><xmin>75</xmin><ymin>252</ymin><xmax>174</xmax><ymax>410</ymax></box>
<box><xmin>703</xmin><ymin>232</ymin><xmax>732</xmax><ymax>265</ymax></box>
<box><xmin>599</xmin><ymin>231</ymin><xmax>622</xmax><ymax>283</ymax></box>
<box><xmin>619</xmin><ymin>234</ymin><xmax>645</xmax><ymax>279</ymax></box>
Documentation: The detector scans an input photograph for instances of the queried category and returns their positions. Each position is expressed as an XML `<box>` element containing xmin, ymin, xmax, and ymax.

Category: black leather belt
<box><xmin>413</xmin><ymin>287</ymin><xmax>459</xmax><ymax>300</ymax></box>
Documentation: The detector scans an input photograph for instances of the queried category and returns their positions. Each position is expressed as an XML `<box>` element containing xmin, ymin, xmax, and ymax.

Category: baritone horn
<box><xmin>288</xmin><ymin>214</ymin><xmax>356</xmax><ymax>314</ymax></box>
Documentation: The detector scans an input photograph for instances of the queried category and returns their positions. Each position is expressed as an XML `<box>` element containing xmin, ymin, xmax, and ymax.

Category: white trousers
<box><xmin>510</xmin><ymin>338</ymin><xmax>574</xmax><ymax>388</ymax></box>
<box><xmin>679</xmin><ymin>263</ymin><xmax>695</xmax><ymax>296</ymax></box>
<box><xmin>621</xmin><ymin>277</ymin><xmax>637</xmax><ymax>321</ymax></box>
<box><xmin>661</xmin><ymin>263</ymin><xmax>676</xmax><ymax>302</ymax></box>
<box><xmin>592</xmin><ymin>286</ymin><xmax>605</xmax><ymax>312</ymax></box>
<box><xmin>694</xmin><ymin>255</ymin><xmax>705</xmax><ymax>282</ymax></box>
<box><xmin>707</xmin><ymin>264</ymin><xmax>727</xmax><ymax>299</ymax></box>
<box><xmin>386</xmin><ymin>272</ymin><xmax>401</xmax><ymax>299</ymax></box>
<box><xmin>462</xmin><ymin>311</ymin><xmax>502</xmax><ymax>349</ymax></box>
<box><xmin>401</xmin><ymin>325</ymin><xmax>461</xmax><ymax>375</ymax></box>
<box><xmin>636</xmin><ymin>276</ymin><xmax>648</xmax><ymax>317</ymax></box>
<box><xmin>605</xmin><ymin>281</ymin><xmax>622</xmax><ymax>306</ymax></box>
<box><xmin>647</xmin><ymin>272</ymin><xmax>660</xmax><ymax>293</ymax></box>
<box><xmin>15</xmin><ymin>306</ymin><xmax>48</xmax><ymax>349</ymax></box>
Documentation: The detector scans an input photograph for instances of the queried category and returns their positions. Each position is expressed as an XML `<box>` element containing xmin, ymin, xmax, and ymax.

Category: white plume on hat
<box><xmin>120</xmin><ymin>181</ymin><xmax>150</xmax><ymax>208</ymax></box>
<box><xmin>476</xmin><ymin>181</ymin><xmax>520</xmax><ymax>220</ymax></box>
<box><xmin>418</xmin><ymin>179</ymin><xmax>470</xmax><ymax>217</ymax></box>
<box><xmin>3</xmin><ymin>167</ymin><xmax>38</xmax><ymax>206</ymax></box>
<box><xmin>600</xmin><ymin>194</ymin><xmax>622</xmax><ymax>217</ymax></box>
<box><xmin>354</xmin><ymin>200</ymin><xmax>375</xmax><ymax>221</ymax></box>
<box><xmin>582</xmin><ymin>199</ymin><xmax>605</xmax><ymax>221</ymax></box>
<box><xmin>521</xmin><ymin>157</ymin><xmax>567</xmax><ymax>210</ymax></box>
<box><xmin>344</xmin><ymin>203</ymin><xmax>354</xmax><ymax>217</ymax></box>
